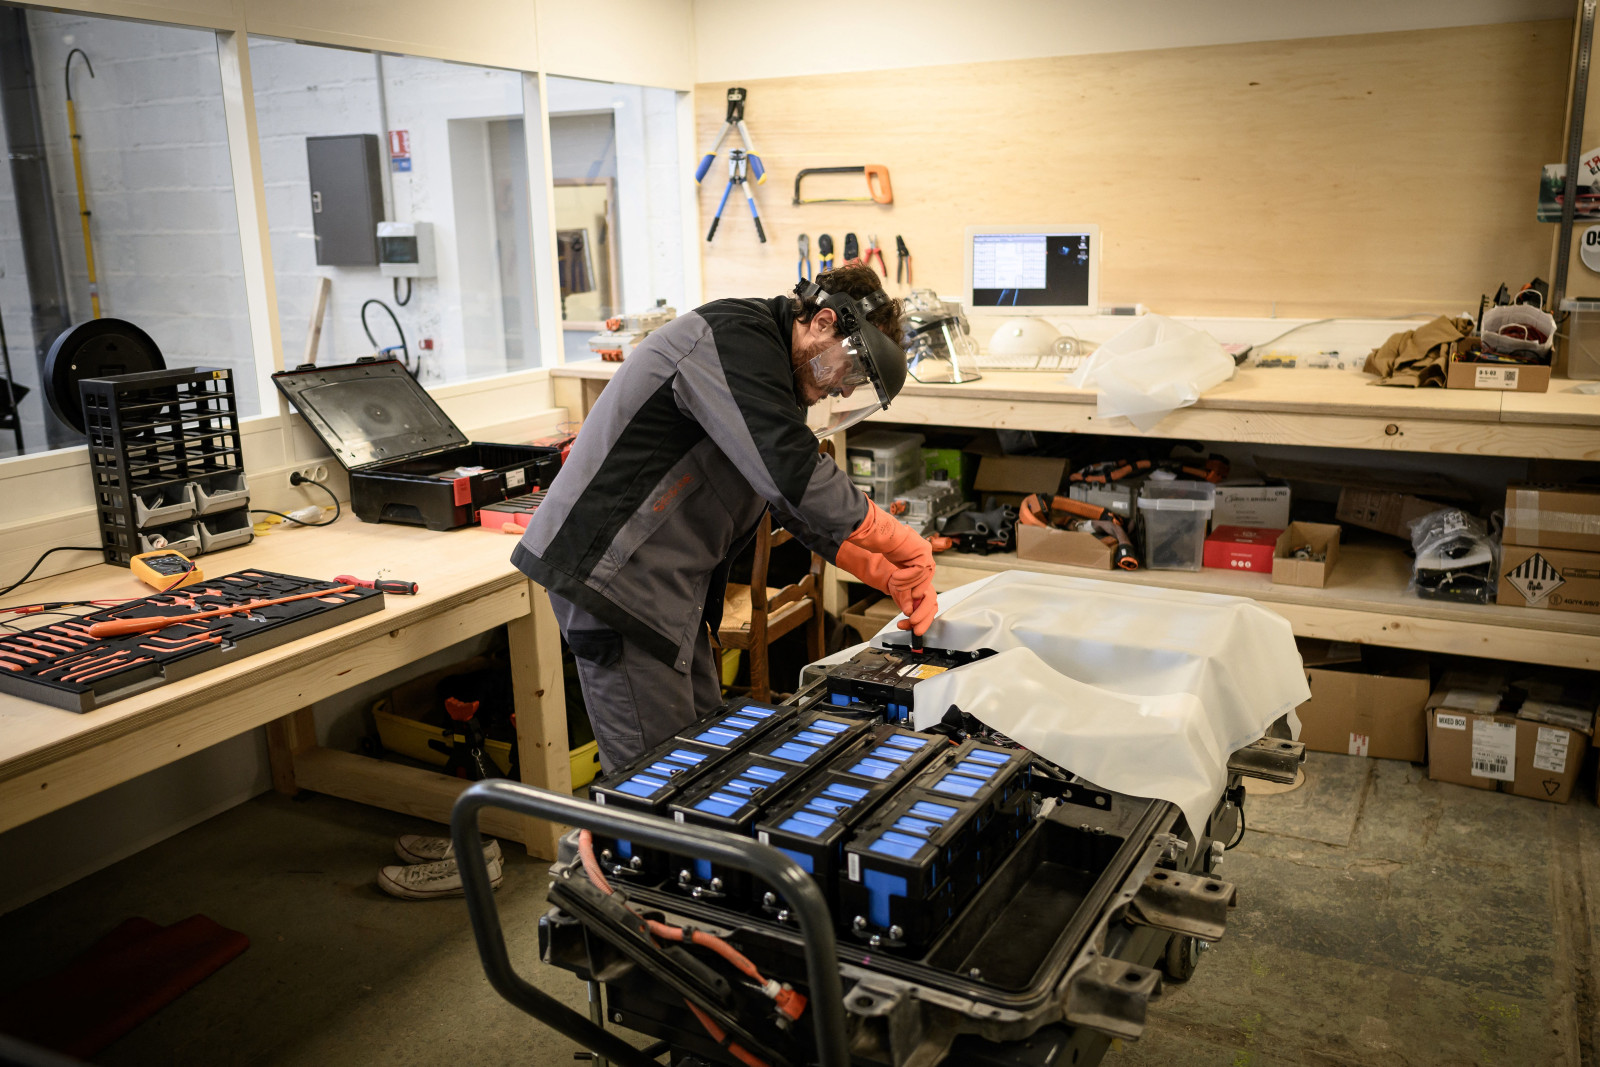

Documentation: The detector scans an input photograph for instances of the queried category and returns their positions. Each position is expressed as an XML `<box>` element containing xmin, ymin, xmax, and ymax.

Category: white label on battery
<box><xmin>847</xmin><ymin>852</ymin><xmax>861</xmax><ymax>882</ymax></box>
<box><xmin>595</xmin><ymin>792</ymin><xmax>606</xmax><ymax>804</ymax></box>
<box><xmin>1436</xmin><ymin>714</ymin><xmax>1467</xmax><ymax>730</ymax></box>
<box><xmin>1474</xmin><ymin>365</ymin><xmax>1518</xmax><ymax>390</ymax></box>
<box><xmin>1470</xmin><ymin>721</ymin><xmax>1516</xmax><ymax>781</ymax></box>
<box><xmin>1534</xmin><ymin>726</ymin><xmax>1570</xmax><ymax>773</ymax></box>
<box><xmin>757</xmin><ymin>831</ymin><xmax>769</xmax><ymax>845</ymax></box>
<box><xmin>1347</xmin><ymin>732</ymin><xmax>1370</xmax><ymax>757</ymax></box>
<box><xmin>674</xmin><ymin>811</ymin><xmax>685</xmax><ymax>823</ymax></box>
<box><xmin>506</xmin><ymin>468</ymin><xmax>526</xmax><ymax>489</ymax></box>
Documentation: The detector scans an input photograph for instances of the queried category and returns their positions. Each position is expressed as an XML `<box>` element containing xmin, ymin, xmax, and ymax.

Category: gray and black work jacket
<box><xmin>511</xmin><ymin>297</ymin><xmax>870</xmax><ymax>672</ymax></box>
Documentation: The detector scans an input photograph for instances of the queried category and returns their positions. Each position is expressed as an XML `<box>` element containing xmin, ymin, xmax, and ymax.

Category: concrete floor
<box><xmin>1</xmin><ymin>753</ymin><xmax>1597</xmax><ymax>1066</ymax></box>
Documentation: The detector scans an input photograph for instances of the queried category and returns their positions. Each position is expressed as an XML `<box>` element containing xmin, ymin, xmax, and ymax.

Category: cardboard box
<box><xmin>1255</xmin><ymin>458</ymin><xmax>1471</xmax><ymax>503</ymax></box>
<box><xmin>974</xmin><ymin>455</ymin><xmax>1068</xmax><ymax>497</ymax></box>
<box><xmin>1296</xmin><ymin>642</ymin><xmax>1431</xmax><ymax>761</ymax></box>
<box><xmin>1336</xmin><ymin>487</ymin><xmax>1446</xmax><ymax>540</ymax></box>
<box><xmin>1427</xmin><ymin>708</ymin><xmax>1513</xmax><ymax>790</ymax></box>
<box><xmin>1015</xmin><ymin>523</ymin><xmax>1114</xmax><ymax>569</ymax></box>
<box><xmin>1213</xmin><ymin>483</ymin><xmax>1291</xmax><ymax>528</ymax></box>
<box><xmin>1509</xmin><ymin>717</ymin><xmax>1589</xmax><ymax>803</ymax></box>
<box><xmin>1445</xmin><ymin>358</ymin><xmax>1551</xmax><ymax>393</ymax></box>
<box><xmin>1202</xmin><ymin>526</ymin><xmax>1282</xmax><ymax>572</ymax></box>
<box><xmin>1504</xmin><ymin>484</ymin><xmax>1600</xmax><ymax>553</ymax></box>
<box><xmin>1273</xmin><ymin>522</ymin><xmax>1343</xmax><ymax>587</ymax></box>
<box><xmin>840</xmin><ymin>595</ymin><xmax>901</xmax><ymax>641</ymax></box>
<box><xmin>1499</xmin><ymin>544</ymin><xmax>1600</xmax><ymax>614</ymax></box>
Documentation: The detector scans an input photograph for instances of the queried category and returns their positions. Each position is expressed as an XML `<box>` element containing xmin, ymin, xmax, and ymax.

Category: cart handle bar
<box><xmin>451</xmin><ymin>779</ymin><xmax>852</xmax><ymax>1067</ymax></box>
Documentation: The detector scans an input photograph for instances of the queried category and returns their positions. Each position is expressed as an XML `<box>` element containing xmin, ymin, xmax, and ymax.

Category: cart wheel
<box><xmin>1162</xmin><ymin>934</ymin><xmax>1201</xmax><ymax>982</ymax></box>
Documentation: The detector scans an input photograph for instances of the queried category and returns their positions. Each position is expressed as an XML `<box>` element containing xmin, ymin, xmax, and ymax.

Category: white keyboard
<box><xmin>972</xmin><ymin>352</ymin><xmax>1087</xmax><ymax>373</ymax></box>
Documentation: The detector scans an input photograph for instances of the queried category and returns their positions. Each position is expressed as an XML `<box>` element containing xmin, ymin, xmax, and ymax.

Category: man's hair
<box><xmin>790</xmin><ymin>263</ymin><xmax>906</xmax><ymax>347</ymax></box>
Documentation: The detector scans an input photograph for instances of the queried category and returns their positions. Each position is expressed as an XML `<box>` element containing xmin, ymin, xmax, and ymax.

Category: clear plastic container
<box><xmin>1137</xmin><ymin>481</ymin><xmax>1216</xmax><ymax>571</ymax></box>
<box><xmin>845</xmin><ymin>430</ymin><xmax>925</xmax><ymax>483</ymax></box>
<box><xmin>853</xmin><ymin>468</ymin><xmax>922</xmax><ymax>503</ymax></box>
<box><xmin>1559</xmin><ymin>298</ymin><xmax>1600</xmax><ymax>379</ymax></box>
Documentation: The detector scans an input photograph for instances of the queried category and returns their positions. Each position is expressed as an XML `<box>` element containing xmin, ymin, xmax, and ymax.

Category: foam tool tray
<box><xmin>0</xmin><ymin>570</ymin><xmax>384</xmax><ymax>712</ymax></box>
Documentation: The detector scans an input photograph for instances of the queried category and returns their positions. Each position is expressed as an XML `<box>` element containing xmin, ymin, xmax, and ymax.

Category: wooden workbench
<box><xmin>551</xmin><ymin>358</ymin><xmax>1600</xmax><ymax>667</ymax></box>
<box><xmin>0</xmin><ymin>519</ymin><xmax>571</xmax><ymax>857</ymax></box>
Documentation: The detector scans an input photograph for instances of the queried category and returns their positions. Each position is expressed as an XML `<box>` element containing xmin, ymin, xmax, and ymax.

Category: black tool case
<box><xmin>272</xmin><ymin>358</ymin><xmax>562</xmax><ymax>530</ymax></box>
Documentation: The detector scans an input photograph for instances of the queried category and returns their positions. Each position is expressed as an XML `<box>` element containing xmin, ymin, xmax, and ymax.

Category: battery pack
<box><xmin>588</xmin><ymin>739</ymin><xmax>727</xmax><ymax>879</ymax></box>
<box><xmin>841</xmin><ymin>741</ymin><xmax>1032</xmax><ymax>950</ymax></box>
<box><xmin>822</xmin><ymin>644</ymin><xmax>996</xmax><ymax>723</ymax></box>
<box><xmin>747</xmin><ymin>711</ymin><xmax>871</xmax><ymax>768</ymax></box>
<box><xmin>667</xmin><ymin>753</ymin><xmax>821</xmax><ymax>906</ymax></box>
<box><xmin>676</xmin><ymin>700</ymin><xmax>792</xmax><ymax>750</ymax></box>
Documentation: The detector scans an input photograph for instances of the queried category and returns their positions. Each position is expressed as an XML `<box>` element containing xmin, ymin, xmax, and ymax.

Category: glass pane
<box><xmin>0</xmin><ymin>7</ymin><xmax>255</xmax><ymax>460</ymax></box>
<box><xmin>248</xmin><ymin>38</ymin><xmax>541</xmax><ymax>384</ymax></box>
<box><xmin>546</xmin><ymin>76</ymin><xmax>685</xmax><ymax>364</ymax></box>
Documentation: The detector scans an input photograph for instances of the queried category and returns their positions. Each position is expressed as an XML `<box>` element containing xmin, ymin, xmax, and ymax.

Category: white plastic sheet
<box><xmin>1065</xmin><ymin>315</ymin><xmax>1235</xmax><ymax>431</ymax></box>
<box><xmin>855</xmin><ymin>571</ymin><xmax>1308</xmax><ymax>831</ymax></box>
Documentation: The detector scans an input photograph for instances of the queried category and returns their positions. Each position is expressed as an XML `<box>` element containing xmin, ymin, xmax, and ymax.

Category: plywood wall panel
<box><xmin>695</xmin><ymin>21</ymin><xmax>1571</xmax><ymax>319</ymax></box>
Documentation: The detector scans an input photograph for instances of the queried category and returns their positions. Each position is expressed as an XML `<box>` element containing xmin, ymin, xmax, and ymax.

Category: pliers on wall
<box><xmin>798</xmin><ymin>234</ymin><xmax>812</xmax><ymax>281</ymax></box>
<box><xmin>863</xmin><ymin>234</ymin><xmax>887</xmax><ymax>276</ymax></box>
<box><xmin>818</xmin><ymin>234</ymin><xmax>834</xmax><ymax>271</ymax></box>
<box><xmin>896</xmin><ymin>236</ymin><xmax>911</xmax><ymax>286</ymax></box>
<box><xmin>844</xmin><ymin>233</ymin><xmax>859</xmax><ymax>264</ymax></box>
<box><xmin>706</xmin><ymin>149</ymin><xmax>766</xmax><ymax>244</ymax></box>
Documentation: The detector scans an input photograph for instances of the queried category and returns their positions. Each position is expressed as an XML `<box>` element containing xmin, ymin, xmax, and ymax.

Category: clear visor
<box><xmin>800</xmin><ymin>335</ymin><xmax>889</xmax><ymax>438</ymax></box>
<box><xmin>906</xmin><ymin>316</ymin><xmax>982</xmax><ymax>385</ymax></box>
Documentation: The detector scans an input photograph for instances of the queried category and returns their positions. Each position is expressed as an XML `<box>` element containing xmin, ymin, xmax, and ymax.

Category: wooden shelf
<box><xmin>932</xmin><ymin>543</ymin><xmax>1600</xmax><ymax>670</ymax></box>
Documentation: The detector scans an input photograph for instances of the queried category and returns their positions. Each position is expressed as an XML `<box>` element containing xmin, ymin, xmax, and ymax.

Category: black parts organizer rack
<box><xmin>83</xmin><ymin>367</ymin><xmax>254</xmax><ymax>566</ymax></box>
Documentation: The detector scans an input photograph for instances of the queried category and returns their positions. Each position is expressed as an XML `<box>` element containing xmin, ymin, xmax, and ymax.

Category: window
<box><xmin>0</xmin><ymin>7</ymin><xmax>255</xmax><ymax>459</ymax></box>
<box><xmin>546</xmin><ymin>76</ymin><xmax>686</xmax><ymax>364</ymax></box>
<box><xmin>248</xmin><ymin>39</ymin><xmax>543</xmax><ymax>384</ymax></box>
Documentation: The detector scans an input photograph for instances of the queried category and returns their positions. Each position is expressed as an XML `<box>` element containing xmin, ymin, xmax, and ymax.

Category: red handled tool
<box><xmin>86</xmin><ymin>584</ymin><xmax>356</xmax><ymax>638</ymax></box>
<box><xmin>336</xmin><ymin>575</ymin><xmax>419</xmax><ymax>595</ymax></box>
<box><xmin>863</xmin><ymin>234</ymin><xmax>887</xmax><ymax>276</ymax></box>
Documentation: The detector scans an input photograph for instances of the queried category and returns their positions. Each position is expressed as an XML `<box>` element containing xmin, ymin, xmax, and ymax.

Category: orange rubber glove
<box><xmin>836</xmin><ymin>542</ymin><xmax>936</xmax><ymax>635</ymax></box>
<box><xmin>844</xmin><ymin>500</ymin><xmax>938</xmax><ymax>635</ymax></box>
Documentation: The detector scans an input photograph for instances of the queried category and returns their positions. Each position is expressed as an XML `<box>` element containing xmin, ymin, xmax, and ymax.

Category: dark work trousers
<box><xmin>550</xmin><ymin>593</ymin><xmax>723</xmax><ymax>773</ymax></box>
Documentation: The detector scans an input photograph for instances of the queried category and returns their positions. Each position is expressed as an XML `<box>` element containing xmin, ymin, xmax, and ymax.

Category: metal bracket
<box><xmin>1063</xmin><ymin>954</ymin><xmax>1162</xmax><ymax>1041</ymax></box>
<box><xmin>1227</xmin><ymin>737</ymin><xmax>1305</xmax><ymax>784</ymax></box>
<box><xmin>1126</xmin><ymin>869</ymin><xmax>1237</xmax><ymax>942</ymax></box>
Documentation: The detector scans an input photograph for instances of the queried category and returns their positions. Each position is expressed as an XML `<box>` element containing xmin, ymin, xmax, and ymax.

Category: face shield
<box><xmin>902</xmin><ymin>289</ymin><xmax>982</xmax><ymax>385</ymax></box>
<box><xmin>794</xmin><ymin>282</ymin><xmax>907</xmax><ymax>437</ymax></box>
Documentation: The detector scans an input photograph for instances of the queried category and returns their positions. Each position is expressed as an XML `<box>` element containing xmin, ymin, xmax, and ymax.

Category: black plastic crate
<box><xmin>674</xmin><ymin>700</ymin><xmax>791</xmax><ymax>750</ymax></box>
<box><xmin>746</xmin><ymin>711</ymin><xmax>870</xmax><ymax>768</ymax></box>
<box><xmin>80</xmin><ymin>367</ymin><xmax>250</xmax><ymax>566</ymax></box>
<box><xmin>588</xmin><ymin>740</ymin><xmax>727</xmax><ymax>880</ymax></box>
<box><xmin>820</xmin><ymin>644</ymin><xmax>996</xmax><ymax>724</ymax></box>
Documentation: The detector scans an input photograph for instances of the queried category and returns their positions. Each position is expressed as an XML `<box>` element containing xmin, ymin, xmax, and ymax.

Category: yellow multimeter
<box><xmin>130</xmin><ymin>550</ymin><xmax>203</xmax><ymax>591</ymax></box>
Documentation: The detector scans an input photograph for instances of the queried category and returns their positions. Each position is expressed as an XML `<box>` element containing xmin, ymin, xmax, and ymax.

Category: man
<box><xmin>510</xmin><ymin>265</ymin><xmax>937</xmax><ymax>772</ymax></box>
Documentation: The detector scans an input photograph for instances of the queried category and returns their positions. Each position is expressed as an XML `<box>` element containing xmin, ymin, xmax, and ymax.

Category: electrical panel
<box><xmin>377</xmin><ymin>221</ymin><xmax>436</xmax><ymax>278</ymax></box>
<box><xmin>306</xmin><ymin>134</ymin><xmax>384</xmax><ymax>266</ymax></box>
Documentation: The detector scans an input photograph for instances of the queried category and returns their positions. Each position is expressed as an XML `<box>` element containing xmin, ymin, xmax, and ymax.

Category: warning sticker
<box><xmin>506</xmin><ymin>468</ymin><xmax>526</xmax><ymax>489</ymax></box>
<box><xmin>1470</xmin><ymin>720</ymin><xmax>1516</xmax><ymax>781</ymax></box>
<box><xmin>897</xmin><ymin>664</ymin><xmax>949</xmax><ymax>680</ymax></box>
<box><xmin>1533</xmin><ymin>726</ymin><xmax>1570</xmax><ymax>774</ymax></box>
<box><xmin>1436</xmin><ymin>713</ymin><xmax>1467</xmax><ymax>731</ymax></box>
<box><xmin>1347</xmin><ymin>732</ymin><xmax>1370</xmax><ymax>757</ymax></box>
<box><xmin>1505</xmin><ymin>553</ymin><xmax>1565</xmax><ymax>606</ymax></box>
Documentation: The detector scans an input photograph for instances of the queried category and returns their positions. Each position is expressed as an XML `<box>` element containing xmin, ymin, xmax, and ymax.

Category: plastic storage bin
<box><xmin>194</xmin><ymin>470</ymin><xmax>250</xmax><ymax>515</ymax></box>
<box><xmin>198</xmin><ymin>509</ymin><xmax>255</xmax><ymax>553</ymax></box>
<box><xmin>1560</xmin><ymin>298</ymin><xmax>1600</xmax><ymax>379</ymax></box>
<box><xmin>1137</xmin><ymin>481</ymin><xmax>1216</xmax><ymax>571</ymax></box>
<box><xmin>133</xmin><ymin>483</ymin><xmax>197</xmax><ymax>528</ymax></box>
<box><xmin>140</xmin><ymin>522</ymin><xmax>200</xmax><ymax>557</ymax></box>
<box><xmin>846</xmin><ymin>430</ymin><xmax>925</xmax><ymax>483</ymax></box>
<box><xmin>853</xmin><ymin>468</ymin><xmax>922</xmax><ymax>503</ymax></box>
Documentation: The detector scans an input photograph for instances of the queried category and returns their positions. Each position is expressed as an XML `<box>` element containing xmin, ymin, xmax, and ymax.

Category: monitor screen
<box><xmin>965</xmin><ymin>226</ymin><xmax>1099</xmax><ymax>313</ymax></box>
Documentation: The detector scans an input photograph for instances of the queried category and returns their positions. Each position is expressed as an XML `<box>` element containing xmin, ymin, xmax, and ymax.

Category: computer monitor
<box><xmin>964</xmin><ymin>225</ymin><xmax>1099</xmax><ymax>315</ymax></box>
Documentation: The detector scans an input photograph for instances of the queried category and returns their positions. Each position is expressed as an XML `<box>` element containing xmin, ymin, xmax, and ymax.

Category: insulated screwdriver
<box><xmin>336</xmin><ymin>575</ymin><xmax>419</xmax><ymax>595</ymax></box>
<box><xmin>86</xmin><ymin>585</ymin><xmax>357</xmax><ymax>638</ymax></box>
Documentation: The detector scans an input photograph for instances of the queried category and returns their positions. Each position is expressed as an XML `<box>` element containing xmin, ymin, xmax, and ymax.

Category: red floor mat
<box><xmin>0</xmin><ymin>915</ymin><xmax>249</xmax><ymax>1059</ymax></box>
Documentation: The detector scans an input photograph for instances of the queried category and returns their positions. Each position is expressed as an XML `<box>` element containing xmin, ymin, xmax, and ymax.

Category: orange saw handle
<box><xmin>87</xmin><ymin>584</ymin><xmax>357</xmax><ymax>638</ymax></box>
<box><xmin>864</xmin><ymin>164</ymin><xmax>893</xmax><ymax>204</ymax></box>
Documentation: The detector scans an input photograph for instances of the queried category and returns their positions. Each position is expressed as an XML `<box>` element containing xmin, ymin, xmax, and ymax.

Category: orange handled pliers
<box><xmin>863</xmin><ymin>234</ymin><xmax>887</xmax><ymax>276</ymax></box>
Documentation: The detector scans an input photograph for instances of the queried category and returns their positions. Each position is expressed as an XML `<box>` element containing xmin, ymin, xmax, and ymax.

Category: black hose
<box><xmin>360</xmin><ymin>298</ymin><xmax>409</xmax><ymax>370</ymax></box>
<box><xmin>393</xmin><ymin>276</ymin><xmax>412</xmax><ymax>307</ymax></box>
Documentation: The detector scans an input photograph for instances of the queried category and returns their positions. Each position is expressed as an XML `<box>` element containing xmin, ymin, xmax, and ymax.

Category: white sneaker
<box><xmin>377</xmin><ymin>854</ymin><xmax>504</xmax><ymax>900</ymax></box>
<box><xmin>394</xmin><ymin>833</ymin><xmax>502</xmax><ymax>866</ymax></box>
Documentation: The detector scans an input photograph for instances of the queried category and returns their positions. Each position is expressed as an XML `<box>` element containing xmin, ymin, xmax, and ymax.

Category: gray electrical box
<box><xmin>306</xmin><ymin>134</ymin><xmax>384</xmax><ymax>266</ymax></box>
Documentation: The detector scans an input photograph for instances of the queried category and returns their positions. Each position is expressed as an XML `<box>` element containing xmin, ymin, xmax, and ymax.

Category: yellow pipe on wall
<box><xmin>65</xmin><ymin>49</ymin><xmax>99</xmax><ymax>319</ymax></box>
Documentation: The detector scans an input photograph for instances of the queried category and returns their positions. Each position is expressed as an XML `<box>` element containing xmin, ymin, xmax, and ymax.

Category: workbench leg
<box><xmin>265</xmin><ymin>706</ymin><xmax>316</xmax><ymax>796</ymax></box>
<box><xmin>509</xmin><ymin>582</ymin><xmax>573</xmax><ymax>860</ymax></box>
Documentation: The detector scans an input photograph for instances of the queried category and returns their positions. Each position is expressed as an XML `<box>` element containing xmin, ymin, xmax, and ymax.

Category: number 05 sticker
<box><xmin>1581</xmin><ymin>224</ymin><xmax>1600</xmax><ymax>273</ymax></box>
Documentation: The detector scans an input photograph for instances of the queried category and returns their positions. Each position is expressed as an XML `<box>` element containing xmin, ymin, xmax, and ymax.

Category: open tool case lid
<box><xmin>271</xmin><ymin>358</ymin><xmax>467</xmax><ymax>471</ymax></box>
